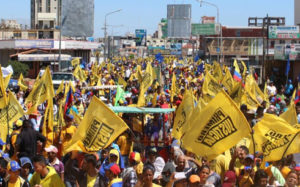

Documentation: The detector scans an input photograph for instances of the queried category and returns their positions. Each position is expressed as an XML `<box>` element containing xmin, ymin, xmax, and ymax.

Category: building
<box><xmin>31</xmin><ymin>0</ymin><xmax>61</xmax><ymax>29</ymax></box>
<box><xmin>157</xmin><ymin>19</ymin><xmax>168</xmax><ymax>39</ymax></box>
<box><xmin>0</xmin><ymin>19</ymin><xmax>22</xmax><ymax>30</ymax></box>
<box><xmin>295</xmin><ymin>0</ymin><xmax>300</xmax><ymax>26</ymax></box>
<box><xmin>0</xmin><ymin>39</ymin><xmax>99</xmax><ymax>78</ymax></box>
<box><xmin>0</xmin><ymin>28</ymin><xmax>60</xmax><ymax>40</ymax></box>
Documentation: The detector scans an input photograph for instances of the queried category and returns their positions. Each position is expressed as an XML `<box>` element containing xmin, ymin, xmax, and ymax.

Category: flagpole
<box><xmin>250</xmin><ymin>130</ymin><xmax>255</xmax><ymax>156</ymax></box>
<box><xmin>281</xmin><ymin>131</ymin><xmax>300</xmax><ymax>160</ymax></box>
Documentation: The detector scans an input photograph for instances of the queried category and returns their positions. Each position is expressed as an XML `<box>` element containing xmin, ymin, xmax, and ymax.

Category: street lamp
<box><xmin>104</xmin><ymin>9</ymin><xmax>122</xmax><ymax>62</ymax></box>
<box><xmin>196</xmin><ymin>0</ymin><xmax>223</xmax><ymax>63</ymax></box>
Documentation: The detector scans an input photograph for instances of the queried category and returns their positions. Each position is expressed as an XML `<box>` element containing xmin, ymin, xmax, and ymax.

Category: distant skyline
<box><xmin>0</xmin><ymin>0</ymin><xmax>294</xmax><ymax>37</ymax></box>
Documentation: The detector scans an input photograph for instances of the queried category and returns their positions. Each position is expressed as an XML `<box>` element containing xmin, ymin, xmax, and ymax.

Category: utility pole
<box><xmin>104</xmin><ymin>9</ymin><xmax>122</xmax><ymax>62</ymax></box>
<box><xmin>197</xmin><ymin>0</ymin><xmax>222</xmax><ymax>63</ymax></box>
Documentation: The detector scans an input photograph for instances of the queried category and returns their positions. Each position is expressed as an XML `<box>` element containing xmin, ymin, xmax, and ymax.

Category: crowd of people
<box><xmin>0</xmin><ymin>57</ymin><xmax>300</xmax><ymax>187</ymax></box>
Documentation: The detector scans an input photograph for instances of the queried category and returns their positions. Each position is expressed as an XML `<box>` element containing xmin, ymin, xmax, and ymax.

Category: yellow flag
<box><xmin>202</xmin><ymin>72</ymin><xmax>222</xmax><ymax>96</ymax></box>
<box><xmin>0</xmin><ymin>66</ymin><xmax>8</xmax><ymax>109</ymax></box>
<box><xmin>43</xmin><ymin>99</ymin><xmax>54</xmax><ymax>138</ymax></box>
<box><xmin>96</xmin><ymin>76</ymin><xmax>105</xmax><ymax>96</ymax></box>
<box><xmin>63</xmin><ymin>96</ymin><xmax>129</xmax><ymax>154</ymax></box>
<box><xmin>212</xmin><ymin>62</ymin><xmax>223</xmax><ymax>82</ymax></box>
<box><xmin>181</xmin><ymin>90</ymin><xmax>251</xmax><ymax>160</ymax></box>
<box><xmin>221</xmin><ymin>67</ymin><xmax>234</xmax><ymax>93</ymax></box>
<box><xmin>18</xmin><ymin>73</ymin><xmax>28</xmax><ymax>91</ymax></box>
<box><xmin>172</xmin><ymin>90</ymin><xmax>194</xmax><ymax>140</ymax></box>
<box><xmin>56</xmin><ymin>80</ymin><xmax>64</xmax><ymax>96</ymax></box>
<box><xmin>54</xmin><ymin>103</ymin><xmax>66</xmax><ymax>133</ymax></box>
<box><xmin>118</xmin><ymin>76</ymin><xmax>127</xmax><ymax>88</ymax></box>
<box><xmin>137</xmin><ymin>87</ymin><xmax>146</xmax><ymax>107</ymax></box>
<box><xmin>25</xmin><ymin>67</ymin><xmax>55</xmax><ymax>114</ymax></box>
<box><xmin>71</xmin><ymin>58</ymin><xmax>80</xmax><ymax>67</ymax></box>
<box><xmin>205</xmin><ymin>64</ymin><xmax>212</xmax><ymax>75</ymax></box>
<box><xmin>70</xmin><ymin>109</ymin><xmax>82</xmax><ymax>125</ymax></box>
<box><xmin>171</xmin><ymin>72</ymin><xmax>179</xmax><ymax>103</ymax></box>
<box><xmin>241</xmin><ymin>89</ymin><xmax>260</xmax><ymax>110</ymax></box>
<box><xmin>4</xmin><ymin>74</ymin><xmax>12</xmax><ymax>89</ymax></box>
<box><xmin>252</xmin><ymin>113</ymin><xmax>300</xmax><ymax>161</ymax></box>
<box><xmin>241</xmin><ymin>60</ymin><xmax>247</xmax><ymax>78</ymax></box>
<box><xmin>141</xmin><ymin>63</ymin><xmax>154</xmax><ymax>91</ymax></box>
<box><xmin>264</xmin><ymin>82</ymin><xmax>270</xmax><ymax>107</ymax></box>
<box><xmin>233</xmin><ymin>59</ymin><xmax>241</xmax><ymax>74</ymax></box>
<box><xmin>0</xmin><ymin>91</ymin><xmax>24</xmax><ymax>143</ymax></box>
<box><xmin>229</xmin><ymin>82</ymin><xmax>243</xmax><ymax>105</ymax></box>
<box><xmin>280</xmin><ymin>102</ymin><xmax>299</xmax><ymax>128</ymax></box>
<box><xmin>73</xmin><ymin>65</ymin><xmax>87</xmax><ymax>82</ymax></box>
<box><xmin>245</xmin><ymin>75</ymin><xmax>264</xmax><ymax>104</ymax></box>
<box><xmin>136</xmin><ymin>65</ymin><xmax>143</xmax><ymax>83</ymax></box>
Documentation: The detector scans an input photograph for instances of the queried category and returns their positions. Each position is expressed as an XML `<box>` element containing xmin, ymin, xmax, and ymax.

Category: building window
<box><xmin>279</xmin><ymin>40</ymin><xmax>285</xmax><ymax>44</ymax></box>
<box><xmin>50</xmin><ymin>21</ymin><xmax>54</xmax><ymax>28</ymax></box>
<box><xmin>38</xmin><ymin>0</ymin><xmax>42</xmax><ymax>12</ymax></box>
<box><xmin>28</xmin><ymin>32</ymin><xmax>37</xmax><ymax>39</ymax></box>
<box><xmin>46</xmin><ymin>0</ymin><xmax>51</xmax><ymax>12</ymax></box>
<box><xmin>13</xmin><ymin>32</ymin><xmax>21</xmax><ymax>38</ymax></box>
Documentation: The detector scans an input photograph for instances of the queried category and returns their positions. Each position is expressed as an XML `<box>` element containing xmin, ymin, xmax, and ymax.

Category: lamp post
<box><xmin>104</xmin><ymin>9</ymin><xmax>122</xmax><ymax>62</ymax></box>
<box><xmin>197</xmin><ymin>0</ymin><xmax>222</xmax><ymax>63</ymax></box>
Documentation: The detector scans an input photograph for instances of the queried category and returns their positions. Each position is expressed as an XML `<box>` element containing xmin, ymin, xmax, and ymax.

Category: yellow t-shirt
<box><xmin>8</xmin><ymin>177</ymin><xmax>21</xmax><ymax>187</ymax></box>
<box><xmin>117</xmin><ymin>135</ymin><xmax>131</xmax><ymax>156</ymax></box>
<box><xmin>87</xmin><ymin>174</ymin><xmax>97</xmax><ymax>187</ymax></box>
<box><xmin>152</xmin><ymin>183</ymin><xmax>162</xmax><ymax>187</ymax></box>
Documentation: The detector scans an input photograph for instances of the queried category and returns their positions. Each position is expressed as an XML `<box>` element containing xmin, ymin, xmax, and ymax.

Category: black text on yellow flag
<box><xmin>64</xmin><ymin>96</ymin><xmax>129</xmax><ymax>154</ymax></box>
<box><xmin>252</xmin><ymin>113</ymin><xmax>300</xmax><ymax>162</ymax></box>
<box><xmin>0</xmin><ymin>91</ymin><xmax>24</xmax><ymax>143</ymax></box>
<box><xmin>181</xmin><ymin>90</ymin><xmax>251</xmax><ymax>161</ymax></box>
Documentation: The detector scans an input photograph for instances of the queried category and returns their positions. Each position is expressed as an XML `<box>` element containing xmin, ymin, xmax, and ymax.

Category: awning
<box><xmin>18</xmin><ymin>54</ymin><xmax>72</xmax><ymax>62</ymax></box>
<box><xmin>110</xmin><ymin>106</ymin><xmax>175</xmax><ymax>114</ymax></box>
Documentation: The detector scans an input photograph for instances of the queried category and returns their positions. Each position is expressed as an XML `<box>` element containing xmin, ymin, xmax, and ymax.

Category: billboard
<box><xmin>62</xmin><ymin>0</ymin><xmax>94</xmax><ymax>37</ymax></box>
<box><xmin>135</xmin><ymin>29</ymin><xmax>147</xmax><ymax>46</ymax></box>
<box><xmin>274</xmin><ymin>44</ymin><xmax>300</xmax><ymax>61</ymax></box>
<box><xmin>192</xmin><ymin>23</ymin><xmax>219</xmax><ymax>36</ymax></box>
<box><xmin>167</xmin><ymin>4</ymin><xmax>191</xmax><ymax>38</ymax></box>
<box><xmin>15</xmin><ymin>40</ymin><xmax>54</xmax><ymax>49</ymax></box>
<box><xmin>268</xmin><ymin>26</ymin><xmax>300</xmax><ymax>39</ymax></box>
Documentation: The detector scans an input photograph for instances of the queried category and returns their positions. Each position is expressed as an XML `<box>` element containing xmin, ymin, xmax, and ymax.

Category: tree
<box><xmin>8</xmin><ymin>61</ymin><xmax>29</xmax><ymax>78</ymax></box>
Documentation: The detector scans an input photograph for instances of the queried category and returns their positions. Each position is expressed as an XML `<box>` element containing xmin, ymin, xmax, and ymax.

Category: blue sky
<box><xmin>0</xmin><ymin>0</ymin><xmax>294</xmax><ymax>37</ymax></box>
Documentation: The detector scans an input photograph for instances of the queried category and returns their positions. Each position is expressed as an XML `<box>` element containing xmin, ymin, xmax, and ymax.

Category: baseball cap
<box><xmin>20</xmin><ymin>157</ymin><xmax>33</xmax><ymax>168</ymax></box>
<box><xmin>245</xmin><ymin>154</ymin><xmax>254</xmax><ymax>160</ymax></box>
<box><xmin>149</xmin><ymin>147</ymin><xmax>157</xmax><ymax>154</ymax></box>
<box><xmin>7</xmin><ymin>161</ymin><xmax>21</xmax><ymax>172</ymax></box>
<box><xmin>104</xmin><ymin>163</ymin><xmax>121</xmax><ymax>175</ymax></box>
<box><xmin>129</xmin><ymin>152</ymin><xmax>141</xmax><ymax>163</ymax></box>
<box><xmin>294</xmin><ymin>164</ymin><xmax>300</xmax><ymax>171</ymax></box>
<box><xmin>15</xmin><ymin>120</ymin><xmax>23</xmax><ymax>127</ymax></box>
<box><xmin>44</xmin><ymin>145</ymin><xmax>58</xmax><ymax>153</ymax></box>
<box><xmin>189</xmin><ymin>175</ymin><xmax>200</xmax><ymax>183</ymax></box>
<box><xmin>222</xmin><ymin>171</ymin><xmax>236</xmax><ymax>187</ymax></box>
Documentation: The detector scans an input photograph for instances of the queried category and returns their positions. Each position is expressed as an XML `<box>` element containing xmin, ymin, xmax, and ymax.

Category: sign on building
<box><xmin>268</xmin><ymin>26</ymin><xmax>300</xmax><ymax>39</ymax></box>
<box><xmin>15</xmin><ymin>40</ymin><xmax>54</xmax><ymax>49</ymax></box>
<box><xmin>135</xmin><ymin>29</ymin><xmax>147</xmax><ymax>46</ymax></box>
<box><xmin>191</xmin><ymin>23</ymin><xmax>220</xmax><ymax>36</ymax></box>
<box><xmin>274</xmin><ymin>44</ymin><xmax>300</xmax><ymax>60</ymax></box>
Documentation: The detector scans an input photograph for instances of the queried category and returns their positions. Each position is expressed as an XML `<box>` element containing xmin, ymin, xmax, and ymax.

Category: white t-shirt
<box><xmin>267</xmin><ymin>85</ymin><xmax>277</xmax><ymax>96</ymax></box>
